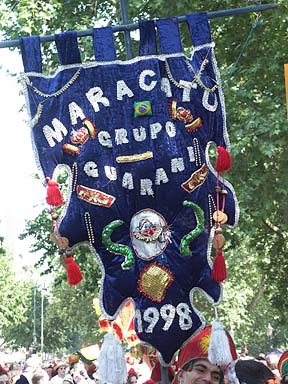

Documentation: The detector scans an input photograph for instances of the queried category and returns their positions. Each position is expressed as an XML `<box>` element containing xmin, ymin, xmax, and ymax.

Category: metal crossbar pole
<box><xmin>120</xmin><ymin>0</ymin><xmax>133</xmax><ymax>60</ymax></box>
<box><xmin>0</xmin><ymin>3</ymin><xmax>278</xmax><ymax>49</ymax></box>
<box><xmin>160</xmin><ymin>363</ymin><xmax>170</xmax><ymax>384</ymax></box>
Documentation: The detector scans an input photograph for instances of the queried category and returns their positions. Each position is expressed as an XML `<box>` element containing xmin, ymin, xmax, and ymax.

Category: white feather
<box><xmin>98</xmin><ymin>331</ymin><xmax>127</xmax><ymax>384</ymax></box>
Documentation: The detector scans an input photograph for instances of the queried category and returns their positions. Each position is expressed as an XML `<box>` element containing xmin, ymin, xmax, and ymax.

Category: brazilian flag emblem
<box><xmin>133</xmin><ymin>100</ymin><xmax>152</xmax><ymax>117</ymax></box>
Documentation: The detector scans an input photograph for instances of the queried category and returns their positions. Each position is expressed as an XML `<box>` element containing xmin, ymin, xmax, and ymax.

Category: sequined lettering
<box><xmin>43</xmin><ymin>118</ymin><xmax>68</xmax><ymax>147</ymax></box>
<box><xmin>135</xmin><ymin>303</ymin><xmax>193</xmax><ymax>334</ymax></box>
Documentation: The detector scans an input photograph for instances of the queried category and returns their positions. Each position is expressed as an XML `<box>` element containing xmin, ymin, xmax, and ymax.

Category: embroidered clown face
<box><xmin>130</xmin><ymin>209</ymin><xmax>170</xmax><ymax>260</ymax></box>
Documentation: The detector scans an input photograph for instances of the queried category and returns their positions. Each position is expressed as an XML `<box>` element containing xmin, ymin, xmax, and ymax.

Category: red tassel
<box><xmin>46</xmin><ymin>177</ymin><xmax>63</xmax><ymax>206</ymax></box>
<box><xmin>214</xmin><ymin>146</ymin><xmax>232</xmax><ymax>173</ymax></box>
<box><xmin>65</xmin><ymin>256</ymin><xmax>83</xmax><ymax>285</ymax></box>
<box><xmin>211</xmin><ymin>249</ymin><xmax>227</xmax><ymax>282</ymax></box>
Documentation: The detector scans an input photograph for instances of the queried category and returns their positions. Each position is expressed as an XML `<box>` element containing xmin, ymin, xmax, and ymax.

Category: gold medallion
<box><xmin>212</xmin><ymin>210</ymin><xmax>228</xmax><ymax>224</ymax></box>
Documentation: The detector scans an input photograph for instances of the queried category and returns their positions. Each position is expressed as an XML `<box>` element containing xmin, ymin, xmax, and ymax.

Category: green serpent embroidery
<box><xmin>102</xmin><ymin>219</ymin><xmax>134</xmax><ymax>270</ymax></box>
<box><xmin>180</xmin><ymin>200</ymin><xmax>205</xmax><ymax>256</ymax></box>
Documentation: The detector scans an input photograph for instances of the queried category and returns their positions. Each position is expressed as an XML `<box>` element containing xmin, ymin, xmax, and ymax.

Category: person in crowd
<box><xmin>49</xmin><ymin>363</ymin><xmax>67</xmax><ymax>384</ymax></box>
<box><xmin>127</xmin><ymin>369</ymin><xmax>138</xmax><ymax>384</ymax></box>
<box><xmin>0</xmin><ymin>366</ymin><xmax>9</xmax><ymax>384</ymax></box>
<box><xmin>8</xmin><ymin>363</ymin><xmax>22</xmax><ymax>384</ymax></box>
<box><xmin>62</xmin><ymin>377</ymin><xmax>73</xmax><ymax>384</ymax></box>
<box><xmin>85</xmin><ymin>365</ymin><xmax>96</xmax><ymax>381</ymax></box>
<box><xmin>68</xmin><ymin>357</ymin><xmax>80</xmax><ymax>373</ymax></box>
<box><xmin>277</xmin><ymin>351</ymin><xmax>288</xmax><ymax>384</ymax></box>
<box><xmin>234</xmin><ymin>358</ymin><xmax>277</xmax><ymax>384</ymax></box>
<box><xmin>70</xmin><ymin>362</ymin><xmax>94</xmax><ymax>384</ymax></box>
<box><xmin>266</xmin><ymin>353</ymin><xmax>281</xmax><ymax>382</ymax></box>
<box><xmin>42</xmin><ymin>363</ymin><xmax>54</xmax><ymax>381</ymax></box>
<box><xmin>141</xmin><ymin>381</ymin><xmax>155</xmax><ymax>384</ymax></box>
<box><xmin>150</xmin><ymin>361</ymin><xmax>175</xmax><ymax>384</ymax></box>
<box><xmin>15</xmin><ymin>358</ymin><xmax>39</xmax><ymax>384</ymax></box>
<box><xmin>173</xmin><ymin>326</ymin><xmax>237</xmax><ymax>384</ymax></box>
<box><xmin>0</xmin><ymin>373</ymin><xmax>9</xmax><ymax>384</ymax></box>
<box><xmin>31</xmin><ymin>370</ymin><xmax>49</xmax><ymax>384</ymax></box>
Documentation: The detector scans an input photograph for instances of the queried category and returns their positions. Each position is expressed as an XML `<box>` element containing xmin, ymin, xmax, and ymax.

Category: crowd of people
<box><xmin>0</xmin><ymin>331</ymin><xmax>288</xmax><ymax>384</ymax></box>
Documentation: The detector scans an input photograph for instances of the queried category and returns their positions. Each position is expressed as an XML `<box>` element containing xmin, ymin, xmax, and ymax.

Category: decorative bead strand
<box><xmin>208</xmin><ymin>194</ymin><xmax>217</xmax><ymax>228</ymax></box>
<box><xmin>193</xmin><ymin>138</ymin><xmax>201</xmax><ymax>167</ymax></box>
<box><xmin>24</xmin><ymin>67</ymin><xmax>81</xmax><ymax>99</ymax></box>
<box><xmin>71</xmin><ymin>162</ymin><xmax>78</xmax><ymax>192</ymax></box>
<box><xmin>84</xmin><ymin>211</ymin><xmax>95</xmax><ymax>245</ymax></box>
<box><xmin>220</xmin><ymin>175</ymin><xmax>227</xmax><ymax>212</ymax></box>
<box><xmin>30</xmin><ymin>103</ymin><xmax>43</xmax><ymax>128</ymax></box>
<box><xmin>185</xmin><ymin>59</ymin><xmax>218</xmax><ymax>93</ymax></box>
<box><xmin>164</xmin><ymin>57</ymin><xmax>208</xmax><ymax>90</ymax></box>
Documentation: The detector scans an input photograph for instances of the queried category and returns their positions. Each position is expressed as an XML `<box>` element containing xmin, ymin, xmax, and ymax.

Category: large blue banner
<box><xmin>21</xmin><ymin>13</ymin><xmax>238</xmax><ymax>365</ymax></box>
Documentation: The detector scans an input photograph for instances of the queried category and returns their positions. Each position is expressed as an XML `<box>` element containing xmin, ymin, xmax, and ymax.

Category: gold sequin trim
<box><xmin>116</xmin><ymin>151</ymin><xmax>153</xmax><ymax>163</ymax></box>
<box><xmin>138</xmin><ymin>263</ymin><xmax>174</xmax><ymax>303</ymax></box>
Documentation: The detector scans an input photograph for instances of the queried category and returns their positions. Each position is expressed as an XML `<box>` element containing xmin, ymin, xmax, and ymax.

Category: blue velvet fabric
<box><xmin>187</xmin><ymin>12</ymin><xmax>212</xmax><ymax>46</ymax></box>
<box><xmin>21</xmin><ymin>14</ymin><xmax>238</xmax><ymax>365</ymax></box>
<box><xmin>55</xmin><ymin>30</ymin><xmax>82</xmax><ymax>65</ymax></box>
<box><xmin>138</xmin><ymin>20</ymin><xmax>157</xmax><ymax>56</ymax></box>
<box><xmin>93</xmin><ymin>26</ymin><xmax>116</xmax><ymax>61</ymax></box>
<box><xmin>21</xmin><ymin>36</ymin><xmax>42</xmax><ymax>73</ymax></box>
<box><xmin>156</xmin><ymin>17</ymin><xmax>183</xmax><ymax>54</ymax></box>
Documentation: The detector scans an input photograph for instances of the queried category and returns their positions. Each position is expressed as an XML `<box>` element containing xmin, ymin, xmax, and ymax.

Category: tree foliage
<box><xmin>0</xmin><ymin>237</ymin><xmax>32</xmax><ymax>336</ymax></box>
<box><xmin>1</xmin><ymin>0</ymin><xmax>288</xmax><ymax>355</ymax></box>
<box><xmin>42</xmin><ymin>281</ymin><xmax>101</xmax><ymax>353</ymax></box>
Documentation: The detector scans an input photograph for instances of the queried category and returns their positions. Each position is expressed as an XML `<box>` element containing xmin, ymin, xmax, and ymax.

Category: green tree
<box><xmin>42</xmin><ymin>280</ymin><xmax>101</xmax><ymax>353</ymax></box>
<box><xmin>0</xmin><ymin>237</ymin><xmax>32</xmax><ymax>343</ymax></box>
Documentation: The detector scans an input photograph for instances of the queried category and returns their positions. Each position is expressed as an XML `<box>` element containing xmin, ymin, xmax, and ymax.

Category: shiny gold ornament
<box><xmin>212</xmin><ymin>210</ymin><xmax>228</xmax><ymax>225</ymax></box>
<box><xmin>116</xmin><ymin>151</ymin><xmax>153</xmax><ymax>163</ymax></box>
<box><xmin>185</xmin><ymin>117</ymin><xmax>202</xmax><ymax>132</ymax></box>
<box><xmin>58</xmin><ymin>236</ymin><xmax>69</xmax><ymax>249</ymax></box>
<box><xmin>138</xmin><ymin>263</ymin><xmax>174</xmax><ymax>302</ymax></box>
<box><xmin>212</xmin><ymin>233</ymin><xmax>225</xmax><ymax>249</ymax></box>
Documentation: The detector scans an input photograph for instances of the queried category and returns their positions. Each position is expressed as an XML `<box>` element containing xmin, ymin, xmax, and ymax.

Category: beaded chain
<box><xmin>193</xmin><ymin>138</ymin><xmax>202</xmax><ymax>167</ymax></box>
<box><xmin>30</xmin><ymin>103</ymin><xmax>43</xmax><ymax>127</ymax></box>
<box><xmin>84</xmin><ymin>211</ymin><xmax>95</xmax><ymax>245</ymax></box>
<box><xmin>164</xmin><ymin>52</ymin><xmax>218</xmax><ymax>93</ymax></box>
<box><xmin>71</xmin><ymin>162</ymin><xmax>78</xmax><ymax>192</ymax></box>
<box><xmin>185</xmin><ymin>59</ymin><xmax>218</xmax><ymax>93</ymax></box>
<box><xmin>164</xmin><ymin>57</ymin><xmax>208</xmax><ymax>90</ymax></box>
<box><xmin>24</xmin><ymin>67</ymin><xmax>81</xmax><ymax>98</ymax></box>
<box><xmin>208</xmin><ymin>194</ymin><xmax>217</xmax><ymax>228</ymax></box>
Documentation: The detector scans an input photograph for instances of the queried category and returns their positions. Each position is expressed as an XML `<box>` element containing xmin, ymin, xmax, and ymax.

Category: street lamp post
<box><xmin>267</xmin><ymin>323</ymin><xmax>273</xmax><ymax>351</ymax></box>
<box><xmin>33</xmin><ymin>285</ymin><xmax>37</xmax><ymax>346</ymax></box>
<box><xmin>40</xmin><ymin>283</ymin><xmax>47</xmax><ymax>360</ymax></box>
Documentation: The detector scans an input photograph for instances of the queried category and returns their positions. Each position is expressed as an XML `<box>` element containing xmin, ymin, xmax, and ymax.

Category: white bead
<box><xmin>43</xmin><ymin>118</ymin><xmax>68</xmax><ymax>147</ymax></box>
<box><xmin>68</xmin><ymin>101</ymin><xmax>85</xmax><ymax>125</ymax></box>
<box><xmin>116</xmin><ymin>80</ymin><xmax>134</xmax><ymax>100</ymax></box>
<box><xmin>140</xmin><ymin>179</ymin><xmax>154</xmax><ymax>196</ymax></box>
<box><xmin>155</xmin><ymin>168</ymin><xmax>169</xmax><ymax>185</ymax></box>
<box><xmin>115</xmin><ymin>128</ymin><xmax>129</xmax><ymax>145</ymax></box>
<box><xmin>122</xmin><ymin>173</ymin><xmax>134</xmax><ymax>190</ymax></box>
<box><xmin>84</xmin><ymin>161</ymin><xmax>99</xmax><ymax>177</ymax></box>
<box><xmin>202</xmin><ymin>89</ymin><xmax>218</xmax><ymax>112</ymax></box>
<box><xmin>171</xmin><ymin>158</ymin><xmax>185</xmax><ymax>173</ymax></box>
<box><xmin>165</xmin><ymin>121</ymin><xmax>176</xmax><ymax>138</ymax></box>
<box><xmin>139</xmin><ymin>69</ymin><xmax>157</xmax><ymax>92</ymax></box>
<box><xmin>133</xmin><ymin>126</ymin><xmax>147</xmax><ymax>142</ymax></box>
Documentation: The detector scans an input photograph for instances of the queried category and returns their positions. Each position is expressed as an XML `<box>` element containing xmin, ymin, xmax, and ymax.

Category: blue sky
<box><xmin>0</xmin><ymin>48</ymin><xmax>44</xmax><ymax>267</ymax></box>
